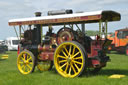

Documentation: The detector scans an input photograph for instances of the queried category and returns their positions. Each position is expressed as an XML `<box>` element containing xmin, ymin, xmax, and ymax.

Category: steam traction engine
<box><xmin>8</xmin><ymin>9</ymin><xmax>121</xmax><ymax>77</ymax></box>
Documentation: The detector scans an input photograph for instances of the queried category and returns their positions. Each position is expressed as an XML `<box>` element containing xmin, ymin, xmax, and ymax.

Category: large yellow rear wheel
<box><xmin>54</xmin><ymin>41</ymin><xmax>87</xmax><ymax>78</ymax></box>
<box><xmin>17</xmin><ymin>50</ymin><xmax>35</xmax><ymax>74</ymax></box>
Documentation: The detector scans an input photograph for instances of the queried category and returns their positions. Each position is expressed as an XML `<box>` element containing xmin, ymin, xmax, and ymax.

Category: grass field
<box><xmin>0</xmin><ymin>51</ymin><xmax>128</xmax><ymax>85</ymax></box>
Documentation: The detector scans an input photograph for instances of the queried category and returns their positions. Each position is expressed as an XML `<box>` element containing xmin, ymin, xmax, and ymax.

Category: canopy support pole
<box><xmin>75</xmin><ymin>24</ymin><xmax>81</xmax><ymax>32</ymax></box>
<box><xmin>69</xmin><ymin>24</ymin><xmax>73</xmax><ymax>30</ymax></box>
<box><xmin>13</xmin><ymin>26</ymin><xmax>19</xmax><ymax>40</ymax></box>
<box><xmin>41</xmin><ymin>24</ymin><xmax>43</xmax><ymax>44</ymax></box>
<box><xmin>99</xmin><ymin>20</ymin><xmax>102</xmax><ymax>37</ymax></box>
<box><xmin>81</xmin><ymin>23</ymin><xmax>85</xmax><ymax>35</ymax></box>
<box><xmin>19</xmin><ymin>25</ymin><xmax>21</xmax><ymax>40</ymax></box>
<box><xmin>105</xmin><ymin>20</ymin><xmax>108</xmax><ymax>38</ymax></box>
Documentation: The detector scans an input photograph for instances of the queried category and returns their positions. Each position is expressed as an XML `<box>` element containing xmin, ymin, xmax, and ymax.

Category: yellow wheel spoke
<box><xmin>69</xmin><ymin>45</ymin><xmax>72</xmax><ymax>56</ymax></box>
<box><xmin>73</xmin><ymin>56</ymin><xmax>82</xmax><ymax>60</ymax></box>
<box><xmin>71</xmin><ymin>64</ymin><xmax>76</xmax><ymax>73</ymax></box>
<box><xmin>68</xmin><ymin>66</ymin><xmax>72</xmax><ymax>75</ymax></box>
<box><xmin>64</xmin><ymin>63</ymin><xmax>68</xmax><ymax>73</ymax></box>
<box><xmin>23</xmin><ymin>54</ymin><xmax>26</xmax><ymax>60</ymax></box>
<box><xmin>74</xmin><ymin>63</ymin><xmax>80</xmax><ymax>71</ymax></box>
<box><xmin>27</xmin><ymin>55</ymin><xmax>29</xmax><ymax>59</ymax></box>
<box><xmin>72</xmin><ymin>46</ymin><xmax>76</xmax><ymax>55</ymax></box>
<box><xmin>21</xmin><ymin>57</ymin><xmax>24</xmax><ymax>61</ymax></box>
<box><xmin>59</xmin><ymin>60</ymin><xmax>67</xmax><ymax>63</ymax></box>
<box><xmin>19</xmin><ymin>61</ymin><xmax>24</xmax><ymax>64</ymax></box>
<box><xmin>62</xmin><ymin>50</ymin><xmax>68</xmax><ymax>58</ymax></box>
<box><xmin>72</xmin><ymin>52</ymin><xmax>80</xmax><ymax>58</ymax></box>
<box><xmin>64</xmin><ymin>46</ymin><xmax>69</xmax><ymax>55</ymax></box>
<box><xmin>21</xmin><ymin>65</ymin><xmax>24</xmax><ymax>69</ymax></box>
<box><xmin>59</xmin><ymin>62</ymin><xmax>67</xmax><ymax>69</ymax></box>
<box><xmin>23</xmin><ymin>65</ymin><xmax>26</xmax><ymax>71</ymax></box>
<box><xmin>27</xmin><ymin>57</ymin><xmax>32</xmax><ymax>61</ymax></box>
<box><xmin>57</xmin><ymin>55</ymin><xmax>66</xmax><ymax>59</ymax></box>
<box><xmin>26</xmin><ymin>64</ymin><xmax>32</xmax><ymax>70</ymax></box>
<box><xmin>27</xmin><ymin>67</ymin><xmax>30</xmax><ymax>72</ymax></box>
<box><xmin>73</xmin><ymin>60</ymin><xmax>82</xmax><ymax>65</ymax></box>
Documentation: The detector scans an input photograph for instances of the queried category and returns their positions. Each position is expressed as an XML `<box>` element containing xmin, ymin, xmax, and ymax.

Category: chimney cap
<box><xmin>35</xmin><ymin>12</ymin><xmax>42</xmax><ymax>17</ymax></box>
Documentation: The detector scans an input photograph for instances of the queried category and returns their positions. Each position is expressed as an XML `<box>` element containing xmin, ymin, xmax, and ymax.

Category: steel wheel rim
<box><xmin>54</xmin><ymin>42</ymin><xmax>85</xmax><ymax>78</ymax></box>
<box><xmin>37</xmin><ymin>61</ymin><xmax>52</xmax><ymax>71</ymax></box>
<box><xmin>17</xmin><ymin>51</ymin><xmax>34</xmax><ymax>74</ymax></box>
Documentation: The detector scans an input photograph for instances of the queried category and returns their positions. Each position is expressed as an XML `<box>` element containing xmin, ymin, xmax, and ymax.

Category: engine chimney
<box><xmin>35</xmin><ymin>12</ymin><xmax>42</xmax><ymax>17</ymax></box>
<box><xmin>34</xmin><ymin>12</ymin><xmax>42</xmax><ymax>44</ymax></box>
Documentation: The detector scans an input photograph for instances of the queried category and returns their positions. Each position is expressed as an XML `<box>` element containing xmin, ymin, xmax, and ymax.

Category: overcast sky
<box><xmin>0</xmin><ymin>0</ymin><xmax>128</xmax><ymax>39</ymax></box>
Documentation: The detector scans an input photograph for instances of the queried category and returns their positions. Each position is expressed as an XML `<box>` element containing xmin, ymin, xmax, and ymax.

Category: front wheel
<box><xmin>54</xmin><ymin>41</ymin><xmax>87</xmax><ymax>78</ymax></box>
<box><xmin>17</xmin><ymin>50</ymin><xmax>36</xmax><ymax>74</ymax></box>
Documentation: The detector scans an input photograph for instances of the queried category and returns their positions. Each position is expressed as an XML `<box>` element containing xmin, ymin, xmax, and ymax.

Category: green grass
<box><xmin>0</xmin><ymin>51</ymin><xmax>128</xmax><ymax>85</ymax></box>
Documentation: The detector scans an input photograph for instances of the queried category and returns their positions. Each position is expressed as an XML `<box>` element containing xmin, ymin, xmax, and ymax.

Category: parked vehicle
<box><xmin>0</xmin><ymin>40</ymin><xmax>8</xmax><ymax>53</ymax></box>
<box><xmin>108</xmin><ymin>28</ymin><xmax>128</xmax><ymax>55</ymax></box>
<box><xmin>5</xmin><ymin>37</ymin><xmax>19</xmax><ymax>51</ymax></box>
<box><xmin>8</xmin><ymin>9</ymin><xmax>121</xmax><ymax>77</ymax></box>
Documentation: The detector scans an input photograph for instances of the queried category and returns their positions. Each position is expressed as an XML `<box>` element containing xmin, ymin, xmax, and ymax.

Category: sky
<box><xmin>0</xmin><ymin>0</ymin><xmax>128</xmax><ymax>39</ymax></box>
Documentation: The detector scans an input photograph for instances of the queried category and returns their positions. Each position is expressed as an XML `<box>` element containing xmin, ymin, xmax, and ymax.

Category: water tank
<box><xmin>48</xmin><ymin>9</ymin><xmax>73</xmax><ymax>16</ymax></box>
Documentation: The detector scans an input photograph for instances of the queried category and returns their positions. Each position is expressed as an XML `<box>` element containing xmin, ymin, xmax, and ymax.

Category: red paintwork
<box><xmin>57</xmin><ymin>37</ymin><xmax>73</xmax><ymax>44</ymax></box>
<box><xmin>91</xmin><ymin>60</ymin><xmax>100</xmax><ymax>67</ymax></box>
<box><xmin>38</xmin><ymin>45</ymin><xmax>55</xmax><ymax>52</ymax></box>
<box><xmin>39</xmin><ymin>52</ymin><xmax>54</xmax><ymax>60</ymax></box>
<box><xmin>126</xmin><ymin>48</ymin><xmax>128</xmax><ymax>55</ymax></box>
<box><xmin>88</xmin><ymin>40</ymin><xmax>103</xmax><ymax>57</ymax></box>
<box><xmin>87</xmin><ymin>40</ymin><xmax>106</xmax><ymax>68</ymax></box>
<box><xmin>38</xmin><ymin>45</ymin><xmax>55</xmax><ymax>61</ymax></box>
<box><xmin>17</xmin><ymin>45</ymin><xmax>20</xmax><ymax>55</ymax></box>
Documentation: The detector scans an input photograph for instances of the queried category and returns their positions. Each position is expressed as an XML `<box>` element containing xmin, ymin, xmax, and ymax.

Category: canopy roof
<box><xmin>8</xmin><ymin>10</ymin><xmax>121</xmax><ymax>26</ymax></box>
